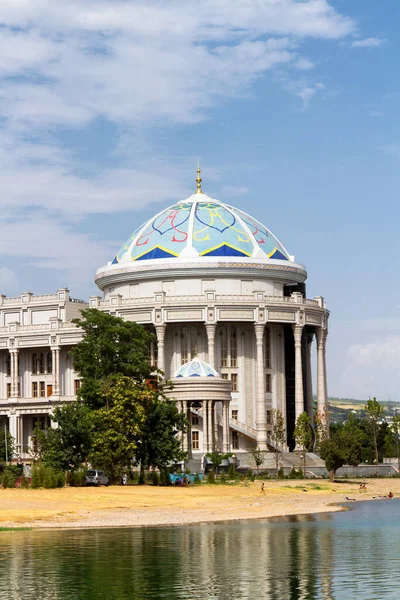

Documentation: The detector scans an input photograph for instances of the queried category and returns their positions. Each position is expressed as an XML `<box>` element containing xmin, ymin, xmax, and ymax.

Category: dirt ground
<box><xmin>1</xmin><ymin>478</ymin><xmax>399</xmax><ymax>530</ymax></box>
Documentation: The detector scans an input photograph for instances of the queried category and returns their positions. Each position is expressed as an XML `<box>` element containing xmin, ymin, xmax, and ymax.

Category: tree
<box><xmin>33</xmin><ymin>403</ymin><xmax>92</xmax><ymax>471</ymax></box>
<box><xmin>206</xmin><ymin>451</ymin><xmax>224</xmax><ymax>475</ymax></box>
<box><xmin>365</xmin><ymin>398</ymin><xmax>385</xmax><ymax>472</ymax></box>
<box><xmin>314</xmin><ymin>406</ymin><xmax>329</xmax><ymax>450</ymax></box>
<box><xmin>270</xmin><ymin>409</ymin><xmax>285</xmax><ymax>475</ymax></box>
<box><xmin>71</xmin><ymin>309</ymin><xmax>154</xmax><ymax>408</ymax></box>
<box><xmin>0</xmin><ymin>426</ymin><xmax>14</xmax><ymax>462</ymax></box>
<box><xmin>134</xmin><ymin>396</ymin><xmax>187</xmax><ymax>475</ymax></box>
<box><xmin>391</xmin><ymin>415</ymin><xmax>400</xmax><ymax>471</ymax></box>
<box><xmin>250</xmin><ymin>446</ymin><xmax>266</xmax><ymax>474</ymax></box>
<box><xmin>294</xmin><ymin>412</ymin><xmax>313</xmax><ymax>476</ymax></box>
<box><xmin>319</xmin><ymin>438</ymin><xmax>346</xmax><ymax>482</ymax></box>
<box><xmin>88</xmin><ymin>376</ymin><xmax>146</xmax><ymax>483</ymax></box>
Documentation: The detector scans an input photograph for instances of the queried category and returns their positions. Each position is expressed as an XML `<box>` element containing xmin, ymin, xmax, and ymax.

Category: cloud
<box><xmin>295</xmin><ymin>82</ymin><xmax>325</xmax><ymax>108</ymax></box>
<box><xmin>351</xmin><ymin>37</ymin><xmax>385</xmax><ymax>48</ymax></box>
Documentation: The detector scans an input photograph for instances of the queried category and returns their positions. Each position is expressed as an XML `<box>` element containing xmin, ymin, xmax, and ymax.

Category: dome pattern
<box><xmin>111</xmin><ymin>193</ymin><xmax>290</xmax><ymax>264</ymax></box>
<box><xmin>174</xmin><ymin>357</ymin><xmax>219</xmax><ymax>378</ymax></box>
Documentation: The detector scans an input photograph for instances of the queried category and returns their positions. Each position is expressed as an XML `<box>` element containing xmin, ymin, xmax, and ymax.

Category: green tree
<box><xmin>88</xmin><ymin>376</ymin><xmax>146</xmax><ymax>483</ymax></box>
<box><xmin>250</xmin><ymin>446</ymin><xmax>266</xmax><ymax>474</ymax></box>
<box><xmin>294</xmin><ymin>412</ymin><xmax>313</xmax><ymax>476</ymax></box>
<box><xmin>71</xmin><ymin>309</ymin><xmax>154</xmax><ymax>408</ymax></box>
<box><xmin>270</xmin><ymin>409</ymin><xmax>285</xmax><ymax>475</ymax></box>
<box><xmin>319</xmin><ymin>438</ymin><xmax>346</xmax><ymax>482</ymax></box>
<box><xmin>0</xmin><ymin>425</ymin><xmax>14</xmax><ymax>462</ymax></box>
<box><xmin>391</xmin><ymin>415</ymin><xmax>400</xmax><ymax>471</ymax></box>
<box><xmin>134</xmin><ymin>396</ymin><xmax>187</xmax><ymax>474</ymax></box>
<box><xmin>33</xmin><ymin>403</ymin><xmax>92</xmax><ymax>471</ymax></box>
<box><xmin>365</xmin><ymin>398</ymin><xmax>385</xmax><ymax>471</ymax></box>
<box><xmin>206</xmin><ymin>451</ymin><xmax>224</xmax><ymax>475</ymax></box>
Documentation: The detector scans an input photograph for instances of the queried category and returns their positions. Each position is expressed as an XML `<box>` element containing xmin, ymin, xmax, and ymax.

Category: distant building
<box><xmin>0</xmin><ymin>170</ymin><xmax>329</xmax><ymax>462</ymax></box>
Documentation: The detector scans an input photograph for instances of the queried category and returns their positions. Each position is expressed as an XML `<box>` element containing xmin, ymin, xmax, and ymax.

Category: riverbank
<box><xmin>1</xmin><ymin>478</ymin><xmax>398</xmax><ymax>530</ymax></box>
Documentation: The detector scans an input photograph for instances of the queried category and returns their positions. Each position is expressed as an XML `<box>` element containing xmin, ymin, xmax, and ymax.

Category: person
<box><xmin>122</xmin><ymin>473</ymin><xmax>127</xmax><ymax>485</ymax></box>
<box><xmin>260</xmin><ymin>483</ymin><xmax>265</xmax><ymax>495</ymax></box>
<box><xmin>388</xmin><ymin>491</ymin><xmax>394</xmax><ymax>498</ymax></box>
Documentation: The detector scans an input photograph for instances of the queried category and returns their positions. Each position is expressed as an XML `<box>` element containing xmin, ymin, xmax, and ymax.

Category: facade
<box><xmin>0</xmin><ymin>171</ymin><xmax>329</xmax><ymax>462</ymax></box>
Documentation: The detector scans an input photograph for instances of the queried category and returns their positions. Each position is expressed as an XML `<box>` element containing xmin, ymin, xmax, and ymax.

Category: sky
<box><xmin>0</xmin><ymin>0</ymin><xmax>399</xmax><ymax>401</ymax></box>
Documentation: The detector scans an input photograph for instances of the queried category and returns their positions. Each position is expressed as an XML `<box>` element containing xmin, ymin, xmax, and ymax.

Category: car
<box><xmin>84</xmin><ymin>469</ymin><xmax>110</xmax><ymax>487</ymax></box>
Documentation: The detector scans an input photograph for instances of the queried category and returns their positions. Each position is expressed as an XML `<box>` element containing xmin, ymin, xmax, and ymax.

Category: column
<box><xmin>52</xmin><ymin>347</ymin><xmax>61</xmax><ymax>396</ymax></box>
<box><xmin>254</xmin><ymin>324</ymin><xmax>267</xmax><ymax>450</ymax></box>
<box><xmin>203</xmin><ymin>401</ymin><xmax>208</xmax><ymax>453</ymax></box>
<box><xmin>208</xmin><ymin>401</ymin><xmax>213</xmax><ymax>452</ymax></box>
<box><xmin>8</xmin><ymin>412</ymin><xmax>17</xmax><ymax>444</ymax></box>
<box><xmin>155</xmin><ymin>324</ymin><xmax>167</xmax><ymax>375</ymax></box>
<box><xmin>205</xmin><ymin>323</ymin><xmax>216</xmax><ymax>368</ymax></box>
<box><xmin>306</xmin><ymin>332</ymin><xmax>314</xmax><ymax>424</ymax></box>
<box><xmin>15</xmin><ymin>414</ymin><xmax>22</xmax><ymax>455</ymax></box>
<box><xmin>222</xmin><ymin>401</ymin><xmax>230</xmax><ymax>452</ymax></box>
<box><xmin>316</xmin><ymin>328</ymin><xmax>328</xmax><ymax>414</ymax></box>
<box><xmin>182</xmin><ymin>401</ymin><xmax>188</xmax><ymax>453</ymax></box>
<box><xmin>10</xmin><ymin>350</ymin><xmax>19</xmax><ymax>398</ymax></box>
<box><xmin>293</xmin><ymin>324</ymin><xmax>304</xmax><ymax>423</ymax></box>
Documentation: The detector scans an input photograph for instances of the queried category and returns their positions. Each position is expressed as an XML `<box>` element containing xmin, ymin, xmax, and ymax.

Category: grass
<box><xmin>0</xmin><ymin>527</ymin><xmax>32</xmax><ymax>531</ymax></box>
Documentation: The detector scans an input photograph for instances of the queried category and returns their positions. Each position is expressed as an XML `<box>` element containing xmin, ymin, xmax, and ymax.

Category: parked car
<box><xmin>84</xmin><ymin>469</ymin><xmax>109</xmax><ymax>487</ymax></box>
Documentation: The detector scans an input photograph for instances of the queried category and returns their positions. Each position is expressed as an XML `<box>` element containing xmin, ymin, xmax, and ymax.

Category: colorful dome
<box><xmin>111</xmin><ymin>192</ymin><xmax>291</xmax><ymax>265</ymax></box>
<box><xmin>175</xmin><ymin>357</ymin><xmax>219</xmax><ymax>378</ymax></box>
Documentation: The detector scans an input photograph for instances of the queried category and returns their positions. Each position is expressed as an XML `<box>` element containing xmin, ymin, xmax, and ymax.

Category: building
<box><xmin>0</xmin><ymin>169</ymin><xmax>329</xmax><ymax>462</ymax></box>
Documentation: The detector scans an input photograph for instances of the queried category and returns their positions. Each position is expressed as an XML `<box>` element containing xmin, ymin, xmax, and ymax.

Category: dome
<box><xmin>111</xmin><ymin>191</ymin><xmax>291</xmax><ymax>265</ymax></box>
<box><xmin>174</xmin><ymin>357</ymin><xmax>219</xmax><ymax>378</ymax></box>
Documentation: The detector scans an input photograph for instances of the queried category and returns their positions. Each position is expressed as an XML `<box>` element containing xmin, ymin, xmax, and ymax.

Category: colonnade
<box><xmin>4</xmin><ymin>346</ymin><xmax>61</xmax><ymax>399</ymax></box>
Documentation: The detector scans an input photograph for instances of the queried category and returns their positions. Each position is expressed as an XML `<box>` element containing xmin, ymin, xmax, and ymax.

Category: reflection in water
<box><xmin>1</xmin><ymin>500</ymin><xmax>400</xmax><ymax>599</ymax></box>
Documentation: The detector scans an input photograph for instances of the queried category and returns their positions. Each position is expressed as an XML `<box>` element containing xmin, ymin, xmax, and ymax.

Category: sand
<box><xmin>0</xmin><ymin>478</ymin><xmax>398</xmax><ymax>530</ymax></box>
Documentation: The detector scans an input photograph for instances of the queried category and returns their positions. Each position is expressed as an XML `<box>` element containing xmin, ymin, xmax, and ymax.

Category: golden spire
<box><xmin>196</xmin><ymin>163</ymin><xmax>203</xmax><ymax>194</ymax></box>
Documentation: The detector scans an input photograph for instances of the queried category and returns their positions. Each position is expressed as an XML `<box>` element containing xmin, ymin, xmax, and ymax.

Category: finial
<box><xmin>196</xmin><ymin>162</ymin><xmax>203</xmax><ymax>194</ymax></box>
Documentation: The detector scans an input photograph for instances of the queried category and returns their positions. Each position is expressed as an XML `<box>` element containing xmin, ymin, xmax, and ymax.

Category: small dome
<box><xmin>111</xmin><ymin>192</ymin><xmax>291</xmax><ymax>265</ymax></box>
<box><xmin>174</xmin><ymin>357</ymin><xmax>219</xmax><ymax>378</ymax></box>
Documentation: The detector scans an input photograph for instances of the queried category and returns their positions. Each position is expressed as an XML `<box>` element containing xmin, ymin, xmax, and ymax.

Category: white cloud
<box><xmin>295</xmin><ymin>82</ymin><xmax>325</xmax><ymax>108</ymax></box>
<box><xmin>351</xmin><ymin>37</ymin><xmax>385</xmax><ymax>48</ymax></box>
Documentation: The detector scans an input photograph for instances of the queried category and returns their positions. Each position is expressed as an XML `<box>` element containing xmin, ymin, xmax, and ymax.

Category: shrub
<box><xmin>227</xmin><ymin>464</ymin><xmax>236</xmax><ymax>480</ymax></box>
<box><xmin>2</xmin><ymin>469</ymin><xmax>16</xmax><ymax>489</ymax></box>
<box><xmin>247</xmin><ymin>468</ymin><xmax>254</xmax><ymax>481</ymax></box>
<box><xmin>68</xmin><ymin>469</ymin><xmax>86</xmax><ymax>487</ymax></box>
<box><xmin>20</xmin><ymin>475</ymin><xmax>30</xmax><ymax>489</ymax></box>
<box><xmin>219</xmin><ymin>472</ymin><xmax>226</xmax><ymax>483</ymax></box>
<box><xmin>31</xmin><ymin>464</ymin><xmax>44</xmax><ymax>488</ymax></box>
<box><xmin>43</xmin><ymin>468</ymin><xmax>55</xmax><ymax>489</ymax></box>
<box><xmin>277</xmin><ymin>467</ymin><xmax>284</xmax><ymax>478</ymax></box>
<box><xmin>138</xmin><ymin>469</ymin><xmax>146</xmax><ymax>485</ymax></box>
<box><xmin>184</xmin><ymin>467</ymin><xmax>191</xmax><ymax>475</ymax></box>
<box><xmin>193</xmin><ymin>473</ymin><xmax>201</xmax><ymax>485</ymax></box>
<box><xmin>207</xmin><ymin>470</ymin><xmax>215</xmax><ymax>484</ymax></box>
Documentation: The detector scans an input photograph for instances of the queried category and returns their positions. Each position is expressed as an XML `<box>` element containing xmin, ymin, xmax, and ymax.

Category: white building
<box><xmin>0</xmin><ymin>170</ymin><xmax>329</xmax><ymax>462</ymax></box>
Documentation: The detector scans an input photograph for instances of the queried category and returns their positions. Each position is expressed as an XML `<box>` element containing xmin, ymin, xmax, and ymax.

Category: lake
<box><xmin>1</xmin><ymin>499</ymin><xmax>399</xmax><ymax>599</ymax></box>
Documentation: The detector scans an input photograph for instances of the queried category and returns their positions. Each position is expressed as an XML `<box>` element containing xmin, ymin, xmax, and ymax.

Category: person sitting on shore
<box><xmin>388</xmin><ymin>491</ymin><xmax>394</xmax><ymax>498</ymax></box>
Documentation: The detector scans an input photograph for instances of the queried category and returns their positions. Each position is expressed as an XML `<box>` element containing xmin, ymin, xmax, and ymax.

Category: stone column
<box><xmin>293</xmin><ymin>325</ymin><xmax>304</xmax><ymax>422</ymax></box>
<box><xmin>10</xmin><ymin>350</ymin><xmax>19</xmax><ymax>397</ymax></box>
<box><xmin>316</xmin><ymin>328</ymin><xmax>328</xmax><ymax>414</ymax></box>
<box><xmin>222</xmin><ymin>401</ymin><xmax>230</xmax><ymax>452</ymax></box>
<box><xmin>52</xmin><ymin>347</ymin><xmax>61</xmax><ymax>396</ymax></box>
<box><xmin>254</xmin><ymin>324</ymin><xmax>267</xmax><ymax>450</ymax></box>
<box><xmin>15</xmin><ymin>414</ymin><xmax>22</xmax><ymax>455</ymax></box>
<box><xmin>208</xmin><ymin>401</ymin><xmax>213</xmax><ymax>452</ymax></box>
<box><xmin>306</xmin><ymin>332</ymin><xmax>314</xmax><ymax>425</ymax></box>
<box><xmin>205</xmin><ymin>323</ymin><xmax>216</xmax><ymax>368</ymax></box>
<box><xmin>8</xmin><ymin>412</ymin><xmax>17</xmax><ymax>444</ymax></box>
<box><xmin>203</xmin><ymin>401</ymin><xmax>208</xmax><ymax>453</ymax></box>
<box><xmin>182</xmin><ymin>401</ymin><xmax>188</xmax><ymax>453</ymax></box>
<box><xmin>155</xmin><ymin>324</ymin><xmax>167</xmax><ymax>375</ymax></box>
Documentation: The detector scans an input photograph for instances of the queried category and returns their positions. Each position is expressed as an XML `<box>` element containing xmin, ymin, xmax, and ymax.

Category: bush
<box><xmin>31</xmin><ymin>463</ymin><xmax>65</xmax><ymax>489</ymax></box>
<box><xmin>68</xmin><ymin>469</ymin><xmax>86</xmax><ymax>487</ymax></box>
<box><xmin>219</xmin><ymin>472</ymin><xmax>226</xmax><ymax>483</ymax></box>
<box><xmin>20</xmin><ymin>475</ymin><xmax>30</xmax><ymax>489</ymax></box>
<box><xmin>43</xmin><ymin>468</ymin><xmax>55</xmax><ymax>489</ymax></box>
<box><xmin>277</xmin><ymin>467</ymin><xmax>284</xmax><ymax>478</ymax></box>
<box><xmin>184</xmin><ymin>467</ymin><xmax>191</xmax><ymax>475</ymax></box>
<box><xmin>247</xmin><ymin>468</ymin><xmax>254</xmax><ymax>481</ymax></box>
<box><xmin>207</xmin><ymin>470</ymin><xmax>215</xmax><ymax>484</ymax></box>
<box><xmin>194</xmin><ymin>473</ymin><xmax>201</xmax><ymax>485</ymax></box>
<box><xmin>2</xmin><ymin>469</ymin><xmax>16</xmax><ymax>488</ymax></box>
<box><xmin>138</xmin><ymin>469</ymin><xmax>146</xmax><ymax>485</ymax></box>
<box><xmin>227</xmin><ymin>464</ymin><xmax>236</xmax><ymax>480</ymax></box>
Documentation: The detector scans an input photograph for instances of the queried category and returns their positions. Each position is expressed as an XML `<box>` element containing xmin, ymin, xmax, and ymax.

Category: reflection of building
<box><xmin>0</xmin><ymin>169</ymin><xmax>329</xmax><ymax>461</ymax></box>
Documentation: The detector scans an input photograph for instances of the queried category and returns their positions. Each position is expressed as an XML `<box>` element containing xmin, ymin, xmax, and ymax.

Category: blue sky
<box><xmin>0</xmin><ymin>0</ymin><xmax>399</xmax><ymax>400</ymax></box>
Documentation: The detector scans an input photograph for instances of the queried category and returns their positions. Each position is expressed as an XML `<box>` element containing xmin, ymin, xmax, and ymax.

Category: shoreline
<box><xmin>0</xmin><ymin>479</ymin><xmax>397</xmax><ymax>532</ymax></box>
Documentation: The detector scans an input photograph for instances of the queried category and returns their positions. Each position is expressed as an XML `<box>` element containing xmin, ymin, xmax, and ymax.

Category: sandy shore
<box><xmin>0</xmin><ymin>478</ymin><xmax>398</xmax><ymax>530</ymax></box>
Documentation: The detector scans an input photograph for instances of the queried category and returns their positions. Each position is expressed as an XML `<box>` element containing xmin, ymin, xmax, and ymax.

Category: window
<box><xmin>32</xmin><ymin>354</ymin><xmax>38</xmax><ymax>375</ymax></box>
<box><xmin>32</xmin><ymin>382</ymin><xmax>38</xmax><ymax>398</ymax></box>
<box><xmin>230</xmin><ymin>326</ymin><xmax>237</xmax><ymax>367</ymax></box>
<box><xmin>220</xmin><ymin>326</ymin><xmax>228</xmax><ymax>367</ymax></box>
<box><xmin>181</xmin><ymin>336</ymin><xmax>188</xmax><ymax>365</ymax></box>
<box><xmin>231</xmin><ymin>373</ymin><xmax>238</xmax><ymax>392</ymax></box>
<box><xmin>221</xmin><ymin>373</ymin><xmax>229</xmax><ymax>380</ymax></box>
<box><xmin>264</xmin><ymin>328</ymin><xmax>271</xmax><ymax>368</ymax></box>
<box><xmin>39</xmin><ymin>353</ymin><xmax>45</xmax><ymax>375</ymax></box>
<box><xmin>74</xmin><ymin>379</ymin><xmax>81</xmax><ymax>395</ymax></box>
<box><xmin>47</xmin><ymin>352</ymin><xmax>53</xmax><ymax>374</ymax></box>
<box><xmin>6</xmin><ymin>383</ymin><xmax>11</xmax><ymax>398</ymax></box>
<box><xmin>232</xmin><ymin>409</ymin><xmax>238</xmax><ymax>420</ymax></box>
<box><xmin>190</xmin><ymin>335</ymin><xmax>198</xmax><ymax>360</ymax></box>
<box><xmin>265</xmin><ymin>373</ymin><xmax>272</xmax><ymax>393</ymax></box>
<box><xmin>6</xmin><ymin>355</ymin><xmax>11</xmax><ymax>377</ymax></box>
<box><xmin>39</xmin><ymin>381</ymin><xmax>45</xmax><ymax>397</ymax></box>
<box><xmin>267</xmin><ymin>410</ymin><xmax>272</xmax><ymax>425</ymax></box>
<box><xmin>192</xmin><ymin>431</ymin><xmax>199</xmax><ymax>450</ymax></box>
<box><xmin>232</xmin><ymin>430</ymin><xmax>239</xmax><ymax>449</ymax></box>
<box><xmin>181</xmin><ymin>326</ymin><xmax>201</xmax><ymax>365</ymax></box>
<box><xmin>192</xmin><ymin>414</ymin><xmax>199</xmax><ymax>426</ymax></box>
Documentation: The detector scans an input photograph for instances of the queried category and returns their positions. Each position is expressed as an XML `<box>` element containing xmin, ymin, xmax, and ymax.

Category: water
<box><xmin>1</xmin><ymin>500</ymin><xmax>400</xmax><ymax>599</ymax></box>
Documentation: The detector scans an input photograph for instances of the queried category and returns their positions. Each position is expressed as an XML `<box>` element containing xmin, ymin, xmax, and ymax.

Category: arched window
<box><xmin>230</xmin><ymin>326</ymin><xmax>237</xmax><ymax>367</ymax></box>
<box><xmin>47</xmin><ymin>352</ymin><xmax>53</xmax><ymax>374</ymax></box>
<box><xmin>220</xmin><ymin>326</ymin><xmax>228</xmax><ymax>367</ymax></box>
<box><xmin>32</xmin><ymin>354</ymin><xmax>38</xmax><ymax>375</ymax></box>
<box><xmin>39</xmin><ymin>353</ymin><xmax>45</xmax><ymax>374</ymax></box>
